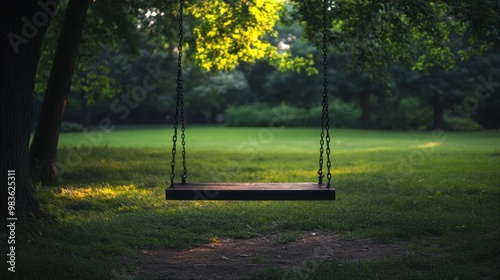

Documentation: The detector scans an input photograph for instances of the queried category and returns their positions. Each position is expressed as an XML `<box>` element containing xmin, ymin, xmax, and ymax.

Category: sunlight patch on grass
<box><xmin>360</xmin><ymin>147</ymin><xmax>395</xmax><ymax>152</ymax></box>
<box><xmin>50</xmin><ymin>184</ymin><xmax>164</xmax><ymax>215</ymax></box>
<box><xmin>415</xmin><ymin>141</ymin><xmax>442</xmax><ymax>149</ymax></box>
<box><xmin>57</xmin><ymin>185</ymin><xmax>140</xmax><ymax>200</ymax></box>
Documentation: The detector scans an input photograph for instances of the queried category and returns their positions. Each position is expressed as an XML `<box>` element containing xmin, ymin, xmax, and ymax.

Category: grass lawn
<box><xmin>7</xmin><ymin>126</ymin><xmax>500</xmax><ymax>279</ymax></box>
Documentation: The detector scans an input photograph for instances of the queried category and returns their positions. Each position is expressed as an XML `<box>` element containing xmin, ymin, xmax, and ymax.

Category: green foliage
<box><xmin>444</xmin><ymin>0</ymin><xmax>500</xmax><ymax>49</ymax></box>
<box><xmin>444</xmin><ymin>118</ymin><xmax>484</xmax><ymax>131</ymax></box>
<box><xmin>73</xmin><ymin>57</ymin><xmax>119</xmax><ymax>105</ymax></box>
<box><xmin>271</xmin><ymin>53</ymin><xmax>317</xmax><ymax>74</ymax></box>
<box><xmin>225</xmin><ymin>98</ymin><xmax>432</xmax><ymax>130</ymax></box>
<box><xmin>185</xmin><ymin>70</ymin><xmax>250</xmax><ymax>121</ymax></box>
<box><xmin>60</xmin><ymin>122</ymin><xmax>84</xmax><ymax>133</ymax></box>
<box><xmin>397</xmin><ymin>97</ymin><xmax>433</xmax><ymax>130</ymax></box>
<box><xmin>189</xmin><ymin>0</ymin><xmax>284</xmax><ymax>71</ymax></box>
<box><xmin>372</xmin><ymin>96</ymin><xmax>433</xmax><ymax>130</ymax></box>
<box><xmin>33</xmin><ymin>0</ymin><xmax>500</xmax><ymax>131</ymax></box>
<box><xmin>35</xmin><ymin>0</ymin><xmax>183</xmax><ymax>123</ymax></box>
<box><xmin>225</xmin><ymin>103</ymin><xmax>305</xmax><ymax>127</ymax></box>
<box><xmin>189</xmin><ymin>0</ymin><xmax>316</xmax><ymax>73</ymax></box>
<box><xmin>291</xmin><ymin>0</ymin><xmax>467</xmax><ymax>79</ymax></box>
<box><xmin>329</xmin><ymin>100</ymin><xmax>361</xmax><ymax>128</ymax></box>
<box><xmin>225</xmin><ymin>103</ymin><xmax>350</xmax><ymax>127</ymax></box>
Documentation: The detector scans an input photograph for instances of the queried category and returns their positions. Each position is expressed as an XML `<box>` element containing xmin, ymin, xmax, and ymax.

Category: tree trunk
<box><xmin>433</xmin><ymin>92</ymin><xmax>444</xmax><ymax>129</ymax></box>
<box><xmin>0</xmin><ymin>0</ymin><xmax>59</xmax><ymax>221</ymax></box>
<box><xmin>359</xmin><ymin>90</ymin><xmax>371</xmax><ymax>129</ymax></box>
<box><xmin>29</xmin><ymin>0</ymin><xmax>91</xmax><ymax>186</ymax></box>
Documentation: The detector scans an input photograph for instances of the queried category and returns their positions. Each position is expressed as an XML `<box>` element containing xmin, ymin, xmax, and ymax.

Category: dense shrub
<box><xmin>60</xmin><ymin>122</ymin><xmax>84</xmax><ymax>132</ymax></box>
<box><xmin>372</xmin><ymin>96</ymin><xmax>432</xmax><ymax>130</ymax></box>
<box><xmin>225</xmin><ymin>103</ymin><xmax>272</xmax><ymax>127</ymax></box>
<box><xmin>225</xmin><ymin>98</ymin><xmax>485</xmax><ymax>131</ymax></box>
<box><xmin>225</xmin><ymin>103</ymin><xmax>307</xmax><ymax>127</ymax></box>
<box><xmin>397</xmin><ymin>97</ymin><xmax>433</xmax><ymax>130</ymax></box>
<box><xmin>328</xmin><ymin>100</ymin><xmax>361</xmax><ymax>128</ymax></box>
<box><xmin>443</xmin><ymin>118</ymin><xmax>484</xmax><ymax>131</ymax></box>
<box><xmin>225</xmin><ymin>101</ymin><xmax>359</xmax><ymax>128</ymax></box>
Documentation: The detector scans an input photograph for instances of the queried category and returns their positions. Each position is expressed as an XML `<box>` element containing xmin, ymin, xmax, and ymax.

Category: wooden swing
<box><xmin>166</xmin><ymin>0</ymin><xmax>335</xmax><ymax>201</ymax></box>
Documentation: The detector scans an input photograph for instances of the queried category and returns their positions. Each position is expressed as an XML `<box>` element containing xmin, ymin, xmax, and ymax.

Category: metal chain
<box><xmin>318</xmin><ymin>0</ymin><xmax>332</xmax><ymax>187</ymax></box>
<box><xmin>180</xmin><ymin>69</ymin><xmax>187</xmax><ymax>183</ymax></box>
<box><xmin>170</xmin><ymin>0</ymin><xmax>187</xmax><ymax>187</ymax></box>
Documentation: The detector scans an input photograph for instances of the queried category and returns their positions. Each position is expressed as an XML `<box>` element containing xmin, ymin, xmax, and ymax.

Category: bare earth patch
<box><xmin>121</xmin><ymin>232</ymin><xmax>407</xmax><ymax>279</ymax></box>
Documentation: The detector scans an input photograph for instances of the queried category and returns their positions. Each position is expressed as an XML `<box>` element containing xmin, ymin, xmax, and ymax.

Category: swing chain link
<box><xmin>318</xmin><ymin>0</ymin><xmax>332</xmax><ymax>187</ymax></box>
<box><xmin>170</xmin><ymin>0</ymin><xmax>187</xmax><ymax>187</ymax></box>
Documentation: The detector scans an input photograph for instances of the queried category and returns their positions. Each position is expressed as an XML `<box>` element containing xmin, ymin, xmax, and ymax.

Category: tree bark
<box><xmin>359</xmin><ymin>90</ymin><xmax>371</xmax><ymax>129</ymax></box>
<box><xmin>433</xmin><ymin>92</ymin><xmax>444</xmax><ymax>129</ymax></box>
<box><xmin>29</xmin><ymin>0</ymin><xmax>91</xmax><ymax>186</ymax></box>
<box><xmin>0</xmin><ymin>0</ymin><xmax>59</xmax><ymax>221</ymax></box>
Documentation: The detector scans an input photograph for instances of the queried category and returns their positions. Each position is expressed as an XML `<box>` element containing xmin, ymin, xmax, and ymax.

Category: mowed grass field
<box><xmin>8</xmin><ymin>126</ymin><xmax>500</xmax><ymax>279</ymax></box>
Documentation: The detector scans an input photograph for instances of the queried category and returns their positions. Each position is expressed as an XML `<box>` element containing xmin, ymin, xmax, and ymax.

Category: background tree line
<box><xmin>35</xmin><ymin>23</ymin><xmax>500</xmax><ymax>131</ymax></box>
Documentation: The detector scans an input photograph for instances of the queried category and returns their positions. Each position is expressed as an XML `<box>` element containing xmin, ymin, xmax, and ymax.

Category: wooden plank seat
<box><xmin>166</xmin><ymin>183</ymin><xmax>335</xmax><ymax>200</ymax></box>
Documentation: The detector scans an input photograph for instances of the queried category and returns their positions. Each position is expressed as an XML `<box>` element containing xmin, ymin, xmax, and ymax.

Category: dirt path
<box><xmin>120</xmin><ymin>232</ymin><xmax>407</xmax><ymax>279</ymax></box>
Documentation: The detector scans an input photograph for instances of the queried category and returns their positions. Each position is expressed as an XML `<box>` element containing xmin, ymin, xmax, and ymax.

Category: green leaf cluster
<box><xmin>290</xmin><ymin>0</ymin><xmax>496</xmax><ymax>79</ymax></box>
<box><xmin>189</xmin><ymin>0</ymin><xmax>316</xmax><ymax>73</ymax></box>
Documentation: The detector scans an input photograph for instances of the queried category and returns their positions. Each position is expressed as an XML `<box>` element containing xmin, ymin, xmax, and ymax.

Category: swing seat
<box><xmin>165</xmin><ymin>183</ymin><xmax>335</xmax><ymax>200</ymax></box>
